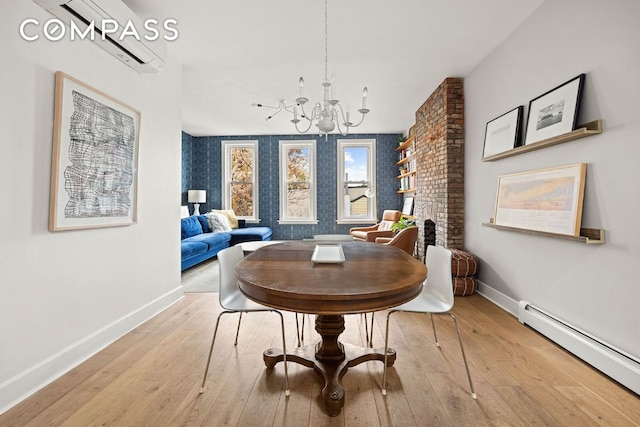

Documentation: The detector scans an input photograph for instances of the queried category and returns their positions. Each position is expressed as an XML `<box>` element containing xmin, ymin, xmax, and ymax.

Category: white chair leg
<box><xmin>449</xmin><ymin>313</ymin><xmax>477</xmax><ymax>399</ymax></box>
<box><xmin>295</xmin><ymin>314</ymin><xmax>302</xmax><ymax>347</ymax></box>
<box><xmin>362</xmin><ymin>313</ymin><xmax>375</xmax><ymax>347</ymax></box>
<box><xmin>295</xmin><ymin>313</ymin><xmax>309</xmax><ymax>347</ymax></box>
<box><xmin>200</xmin><ymin>311</ymin><xmax>232</xmax><ymax>394</ymax></box>
<box><xmin>234</xmin><ymin>312</ymin><xmax>243</xmax><ymax>345</ymax></box>
<box><xmin>368</xmin><ymin>312</ymin><xmax>375</xmax><ymax>348</ymax></box>
<box><xmin>275</xmin><ymin>311</ymin><xmax>290</xmax><ymax>397</ymax></box>
<box><xmin>381</xmin><ymin>311</ymin><xmax>395</xmax><ymax>396</ymax></box>
<box><xmin>363</xmin><ymin>313</ymin><xmax>370</xmax><ymax>346</ymax></box>
<box><xmin>429</xmin><ymin>313</ymin><xmax>440</xmax><ymax>347</ymax></box>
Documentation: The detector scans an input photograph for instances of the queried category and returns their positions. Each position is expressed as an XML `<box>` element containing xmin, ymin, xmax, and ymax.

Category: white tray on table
<box><xmin>311</xmin><ymin>244</ymin><xmax>345</xmax><ymax>264</ymax></box>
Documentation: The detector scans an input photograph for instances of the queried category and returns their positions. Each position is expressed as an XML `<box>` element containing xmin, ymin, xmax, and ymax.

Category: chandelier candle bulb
<box><xmin>362</xmin><ymin>87</ymin><xmax>368</xmax><ymax>109</ymax></box>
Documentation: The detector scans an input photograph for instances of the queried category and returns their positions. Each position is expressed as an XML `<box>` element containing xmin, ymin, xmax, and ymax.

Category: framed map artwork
<box><xmin>49</xmin><ymin>71</ymin><xmax>141</xmax><ymax>231</ymax></box>
<box><xmin>493</xmin><ymin>164</ymin><xmax>587</xmax><ymax>236</ymax></box>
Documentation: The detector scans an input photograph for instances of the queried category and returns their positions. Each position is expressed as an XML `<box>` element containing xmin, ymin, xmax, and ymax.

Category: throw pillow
<box><xmin>196</xmin><ymin>215</ymin><xmax>210</xmax><ymax>233</ymax></box>
<box><xmin>209</xmin><ymin>209</ymin><xmax>239</xmax><ymax>229</ymax></box>
<box><xmin>205</xmin><ymin>212</ymin><xmax>232</xmax><ymax>233</ymax></box>
<box><xmin>181</xmin><ymin>216</ymin><xmax>203</xmax><ymax>239</ymax></box>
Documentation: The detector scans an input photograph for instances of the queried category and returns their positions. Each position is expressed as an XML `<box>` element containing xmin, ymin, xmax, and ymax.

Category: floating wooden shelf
<box><xmin>482</xmin><ymin>120</ymin><xmax>602</xmax><ymax>162</ymax></box>
<box><xmin>397</xmin><ymin>171</ymin><xmax>416</xmax><ymax>179</ymax></box>
<box><xmin>396</xmin><ymin>136</ymin><xmax>415</xmax><ymax>151</ymax></box>
<box><xmin>397</xmin><ymin>154</ymin><xmax>415</xmax><ymax>166</ymax></box>
<box><xmin>397</xmin><ymin>188</ymin><xmax>416</xmax><ymax>194</ymax></box>
<box><xmin>482</xmin><ymin>222</ymin><xmax>605</xmax><ymax>244</ymax></box>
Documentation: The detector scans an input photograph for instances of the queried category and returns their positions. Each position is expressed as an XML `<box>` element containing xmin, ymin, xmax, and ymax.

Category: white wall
<box><xmin>0</xmin><ymin>2</ymin><xmax>183</xmax><ymax>412</ymax></box>
<box><xmin>465</xmin><ymin>0</ymin><xmax>640</xmax><ymax>358</ymax></box>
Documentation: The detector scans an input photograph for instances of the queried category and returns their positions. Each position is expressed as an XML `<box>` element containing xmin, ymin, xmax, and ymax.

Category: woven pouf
<box><xmin>449</xmin><ymin>249</ymin><xmax>478</xmax><ymax>296</ymax></box>
<box><xmin>453</xmin><ymin>276</ymin><xmax>477</xmax><ymax>296</ymax></box>
<box><xmin>450</xmin><ymin>249</ymin><xmax>478</xmax><ymax>277</ymax></box>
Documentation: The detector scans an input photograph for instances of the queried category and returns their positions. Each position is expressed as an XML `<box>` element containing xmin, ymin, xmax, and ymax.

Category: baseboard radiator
<box><xmin>518</xmin><ymin>301</ymin><xmax>640</xmax><ymax>394</ymax></box>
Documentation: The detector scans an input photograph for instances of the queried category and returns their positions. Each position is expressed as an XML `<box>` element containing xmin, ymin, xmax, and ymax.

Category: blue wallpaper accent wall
<box><xmin>182</xmin><ymin>132</ymin><xmax>403</xmax><ymax>239</ymax></box>
<box><xmin>181</xmin><ymin>131</ymin><xmax>192</xmax><ymax>206</ymax></box>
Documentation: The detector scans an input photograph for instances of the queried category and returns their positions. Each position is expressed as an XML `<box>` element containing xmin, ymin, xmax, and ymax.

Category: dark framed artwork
<box><xmin>524</xmin><ymin>74</ymin><xmax>585</xmax><ymax>145</ymax></box>
<box><xmin>482</xmin><ymin>106</ymin><xmax>523</xmax><ymax>159</ymax></box>
<box><xmin>49</xmin><ymin>71</ymin><xmax>141</xmax><ymax>231</ymax></box>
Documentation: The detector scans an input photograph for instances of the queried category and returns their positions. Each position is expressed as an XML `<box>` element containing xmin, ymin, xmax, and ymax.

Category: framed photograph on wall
<box><xmin>493</xmin><ymin>163</ymin><xmax>587</xmax><ymax>236</ymax></box>
<box><xmin>524</xmin><ymin>74</ymin><xmax>585</xmax><ymax>145</ymax></box>
<box><xmin>482</xmin><ymin>106</ymin><xmax>523</xmax><ymax>159</ymax></box>
<box><xmin>49</xmin><ymin>71</ymin><xmax>141</xmax><ymax>231</ymax></box>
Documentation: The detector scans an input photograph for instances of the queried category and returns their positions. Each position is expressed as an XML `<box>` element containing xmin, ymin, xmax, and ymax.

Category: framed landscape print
<box><xmin>482</xmin><ymin>106</ymin><xmax>523</xmax><ymax>159</ymax></box>
<box><xmin>493</xmin><ymin>163</ymin><xmax>587</xmax><ymax>236</ymax></box>
<box><xmin>49</xmin><ymin>71</ymin><xmax>141</xmax><ymax>231</ymax></box>
<box><xmin>524</xmin><ymin>74</ymin><xmax>585</xmax><ymax>145</ymax></box>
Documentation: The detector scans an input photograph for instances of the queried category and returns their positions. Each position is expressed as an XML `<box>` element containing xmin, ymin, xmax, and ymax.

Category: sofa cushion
<box><xmin>186</xmin><ymin>230</ymin><xmax>231</xmax><ymax>249</ymax></box>
<box><xmin>228</xmin><ymin>226</ymin><xmax>272</xmax><ymax>245</ymax></box>
<box><xmin>181</xmin><ymin>216</ymin><xmax>203</xmax><ymax>239</ymax></box>
<box><xmin>181</xmin><ymin>240</ymin><xmax>208</xmax><ymax>259</ymax></box>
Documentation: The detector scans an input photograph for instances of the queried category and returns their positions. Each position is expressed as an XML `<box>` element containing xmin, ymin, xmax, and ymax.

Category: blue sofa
<box><xmin>180</xmin><ymin>215</ymin><xmax>272</xmax><ymax>271</ymax></box>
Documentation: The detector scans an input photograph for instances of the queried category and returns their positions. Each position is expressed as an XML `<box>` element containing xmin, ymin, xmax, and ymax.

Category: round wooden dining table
<box><xmin>235</xmin><ymin>240</ymin><xmax>427</xmax><ymax>416</ymax></box>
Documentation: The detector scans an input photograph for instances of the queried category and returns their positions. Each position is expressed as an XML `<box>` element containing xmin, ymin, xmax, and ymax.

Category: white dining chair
<box><xmin>199</xmin><ymin>245</ymin><xmax>290</xmax><ymax>396</ymax></box>
<box><xmin>381</xmin><ymin>245</ymin><xmax>476</xmax><ymax>399</ymax></box>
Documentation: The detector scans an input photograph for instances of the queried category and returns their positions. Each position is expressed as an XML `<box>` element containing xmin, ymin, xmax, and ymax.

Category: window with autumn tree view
<box><xmin>279</xmin><ymin>140</ymin><xmax>317</xmax><ymax>224</ymax></box>
<box><xmin>222</xmin><ymin>140</ymin><xmax>258</xmax><ymax>221</ymax></box>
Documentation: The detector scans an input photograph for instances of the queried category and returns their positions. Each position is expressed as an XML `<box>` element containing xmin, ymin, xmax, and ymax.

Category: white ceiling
<box><xmin>124</xmin><ymin>0</ymin><xmax>544</xmax><ymax>136</ymax></box>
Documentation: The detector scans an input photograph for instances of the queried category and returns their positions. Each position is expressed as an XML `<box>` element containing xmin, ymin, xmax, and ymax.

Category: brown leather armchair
<box><xmin>349</xmin><ymin>210</ymin><xmax>402</xmax><ymax>242</ymax></box>
<box><xmin>375</xmin><ymin>226</ymin><xmax>419</xmax><ymax>256</ymax></box>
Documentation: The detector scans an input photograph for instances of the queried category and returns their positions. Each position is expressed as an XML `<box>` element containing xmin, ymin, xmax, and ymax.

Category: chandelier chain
<box><xmin>324</xmin><ymin>0</ymin><xmax>328</xmax><ymax>82</ymax></box>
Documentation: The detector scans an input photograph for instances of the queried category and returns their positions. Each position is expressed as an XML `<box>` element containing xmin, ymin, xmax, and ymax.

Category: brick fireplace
<box><xmin>413</xmin><ymin>78</ymin><xmax>465</xmax><ymax>260</ymax></box>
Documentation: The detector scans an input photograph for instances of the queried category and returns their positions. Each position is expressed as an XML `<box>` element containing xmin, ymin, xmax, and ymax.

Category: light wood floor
<box><xmin>2</xmin><ymin>293</ymin><xmax>638</xmax><ymax>426</ymax></box>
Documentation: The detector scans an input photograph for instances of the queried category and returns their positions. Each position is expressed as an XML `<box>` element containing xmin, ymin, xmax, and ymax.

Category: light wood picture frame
<box><xmin>49</xmin><ymin>71</ymin><xmax>141</xmax><ymax>231</ymax></box>
<box><xmin>493</xmin><ymin>163</ymin><xmax>587</xmax><ymax>236</ymax></box>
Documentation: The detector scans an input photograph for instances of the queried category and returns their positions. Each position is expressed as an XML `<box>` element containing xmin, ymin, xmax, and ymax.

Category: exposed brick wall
<box><xmin>414</xmin><ymin>78</ymin><xmax>464</xmax><ymax>260</ymax></box>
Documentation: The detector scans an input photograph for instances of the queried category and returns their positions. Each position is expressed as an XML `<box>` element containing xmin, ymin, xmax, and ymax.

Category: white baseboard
<box><xmin>475</xmin><ymin>280</ymin><xmax>518</xmax><ymax>316</ymax></box>
<box><xmin>0</xmin><ymin>287</ymin><xmax>184</xmax><ymax>415</ymax></box>
<box><xmin>476</xmin><ymin>281</ymin><xmax>640</xmax><ymax>395</ymax></box>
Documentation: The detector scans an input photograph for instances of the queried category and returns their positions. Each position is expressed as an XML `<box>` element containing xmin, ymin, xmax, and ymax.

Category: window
<box><xmin>337</xmin><ymin>139</ymin><xmax>376</xmax><ymax>223</ymax></box>
<box><xmin>279</xmin><ymin>140</ymin><xmax>317</xmax><ymax>224</ymax></box>
<box><xmin>222</xmin><ymin>140</ymin><xmax>259</xmax><ymax>222</ymax></box>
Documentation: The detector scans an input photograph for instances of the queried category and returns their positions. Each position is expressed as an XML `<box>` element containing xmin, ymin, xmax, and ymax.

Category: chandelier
<box><xmin>253</xmin><ymin>0</ymin><xmax>369</xmax><ymax>135</ymax></box>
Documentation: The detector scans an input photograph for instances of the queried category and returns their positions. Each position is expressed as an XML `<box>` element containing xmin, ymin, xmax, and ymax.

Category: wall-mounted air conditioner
<box><xmin>33</xmin><ymin>0</ymin><xmax>167</xmax><ymax>73</ymax></box>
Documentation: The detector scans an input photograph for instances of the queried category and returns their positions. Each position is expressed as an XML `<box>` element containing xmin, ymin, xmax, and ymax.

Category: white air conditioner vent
<box><xmin>33</xmin><ymin>0</ymin><xmax>167</xmax><ymax>73</ymax></box>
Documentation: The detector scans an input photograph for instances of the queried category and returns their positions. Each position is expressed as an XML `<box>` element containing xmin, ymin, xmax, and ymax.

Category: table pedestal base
<box><xmin>263</xmin><ymin>314</ymin><xmax>396</xmax><ymax>417</ymax></box>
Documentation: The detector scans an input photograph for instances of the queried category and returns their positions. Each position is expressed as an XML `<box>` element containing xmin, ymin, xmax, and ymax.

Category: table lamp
<box><xmin>188</xmin><ymin>190</ymin><xmax>206</xmax><ymax>215</ymax></box>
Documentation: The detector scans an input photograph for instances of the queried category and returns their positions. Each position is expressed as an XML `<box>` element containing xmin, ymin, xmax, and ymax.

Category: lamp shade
<box><xmin>188</xmin><ymin>190</ymin><xmax>206</xmax><ymax>203</ymax></box>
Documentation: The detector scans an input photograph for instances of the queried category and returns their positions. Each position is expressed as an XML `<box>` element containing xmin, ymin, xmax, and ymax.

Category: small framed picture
<box><xmin>402</xmin><ymin>196</ymin><xmax>414</xmax><ymax>216</ymax></box>
<box><xmin>482</xmin><ymin>106</ymin><xmax>523</xmax><ymax>159</ymax></box>
<box><xmin>524</xmin><ymin>74</ymin><xmax>586</xmax><ymax>145</ymax></box>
